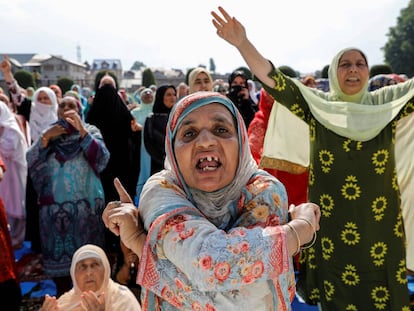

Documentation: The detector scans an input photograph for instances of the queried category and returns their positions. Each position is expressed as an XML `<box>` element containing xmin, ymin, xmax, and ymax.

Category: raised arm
<box><xmin>211</xmin><ymin>7</ymin><xmax>275</xmax><ymax>88</ymax></box>
<box><xmin>0</xmin><ymin>55</ymin><xmax>14</xmax><ymax>82</ymax></box>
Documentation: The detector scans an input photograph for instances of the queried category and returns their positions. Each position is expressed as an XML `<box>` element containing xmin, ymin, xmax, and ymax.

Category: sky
<box><xmin>1</xmin><ymin>0</ymin><xmax>411</xmax><ymax>75</ymax></box>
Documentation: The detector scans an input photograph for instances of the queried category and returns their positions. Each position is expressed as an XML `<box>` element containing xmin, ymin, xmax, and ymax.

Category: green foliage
<box><xmin>209</xmin><ymin>58</ymin><xmax>216</xmax><ymax>74</ymax></box>
<box><xmin>57</xmin><ymin>77</ymin><xmax>74</xmax><ymax>94</ymax></box>
<box><xmin>278</xmin><ymin>65</ymin><xmax>297</xmax><ymax>78</ymax></box>
<box><xmin>369</xmin><ymin>64</ymin><xmax>393</xmax><ymax>77</ymax></box>
<box><xmin>14</xmin><ymin>70</ymin><xmax>35</xmax><ymax>89</ymax></box>
<box><xmin>234</xmin><ymin>66</ymin><xmax>253</xmax><ymax>80</ymax></box>
<box><xmin>131</xmin><ymin>61</ymin><xmax>146</xmax><ymax>70</ymax></box>
<box><xmin>93</xmin><ymin>70</ymin><xmax>119</xmax><ymax>92</ymax></box>
<box><xmin>383</xmin><ymin>0</ymin><xmax>414</xmax><ymax>77</ymax></box>
<box><xmin>142</xmin><ymin>68</ymin><xmax>156</xmax><ymax>87</ymax></box>
<box><xmin>321</xmin><ymin>65</ymin><xmax>329</xmax><ymax>79</ymax></box>
<box><xmin>185</xmin><ymin>68</ymin><xmax>195</xmax><ymax>85</ymax></box>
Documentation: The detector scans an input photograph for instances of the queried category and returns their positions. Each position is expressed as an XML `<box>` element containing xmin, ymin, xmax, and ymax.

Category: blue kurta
<box><xmin>27</xmin><ymin>125</ymin><xmax>110</xmax><ymax>277</ymax></box>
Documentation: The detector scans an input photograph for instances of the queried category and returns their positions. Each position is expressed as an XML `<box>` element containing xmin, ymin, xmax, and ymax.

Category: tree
<box><xmin>142</xmin><ymin>68</ymin><xmax>156</xmax><ymax>87</ymax></box>
<box><xmin>383</xmin><ymin>0</ymin><xmax>414</xmax><ymax>77</ymax></box>
<box><xmin>131</xmin><ymin>61</ymin><xmax>146</xmax><ymax>71</ymax></box>
<box><xmin>369</xmin><ymin>64</ymin><xmax>393</xmax><ymax>78</ymax></box>
<box><xmin>234</xmin><ymin>66</ymin><xmax>253</xmax><ymax>80</ymax></box>
<box><xmin>321</xmin><ymin>65</ymin><xmax>329</xmax><ymax>79</ymax></box>
<box><xmin>14</xmin><ymin>70</ymin><xmax>35</xmax><ymax>89</ymax></box>
<box><xmin>185</xmin><ymin>68</ymin><xmax>195</xmax><ymax>85</ymax></box>
<box><xmin>278</xmin><ymin>65</ymin><xmax>297</xmax><ymax>78</ymax></box>
<box><xmin>57</xmin><ymin>77</ymin><xmax>74</xmax><ymax>94</ymax></box>
<box><xmin>209</xmin><ymin>58</ymin><xmax>216</xmax><ymax>74</ymax></box>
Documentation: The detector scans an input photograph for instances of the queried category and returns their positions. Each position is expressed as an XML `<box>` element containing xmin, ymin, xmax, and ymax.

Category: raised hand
<box><xmin>39</xmin><ymin>294</ymin><xmax>59</xmax><ymax>311</ymax></box>
<box><xmin>211</xmin><ymin>7</ymin><xmax>273</xmax><ymax>87</ymax></box>
<box><xmin>1</xmin><ymin>55</ymin><xmax>14</xmax><ymax>82</ymax></box>
<box><xmin>0</xmin><ymin>55</ymin><xmax>11</xmax><ymax>73</ymax></box>
<box><xmin>64</xmin><ymin>109</ymin><xmax>87</xmax><ymax>137</ymax></box>
<box><xmin>41</xmin><ymin>124</ymin><xmax>67</xmax><ymax>148</ymax></box>
<box><xmin>80</xmin><ymin>291</ymin><xmax>105</xmax><ymax>311</ymax></box>
<box><xmin>102</xmin><ymin>178</ymin><xmax>145</xmax><ymax>256</ymax></box>
<box><xmin>211</xmin><ymin>7</ymin><xmax>247</xmax><ymax>48</ymax></box>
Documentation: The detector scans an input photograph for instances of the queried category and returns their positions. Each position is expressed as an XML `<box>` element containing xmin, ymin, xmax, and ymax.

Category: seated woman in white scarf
<box><xmin>40</xmin><ymin>244</ymin><xmax>141</xmax><ymax>311</ymax></box>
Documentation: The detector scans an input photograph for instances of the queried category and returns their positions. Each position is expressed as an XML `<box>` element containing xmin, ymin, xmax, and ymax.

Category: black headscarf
<box><xmin>86</xmin><ymin>84</ymin><xmax>133</xmax><ymax>135</ymax></box>
<box><xmin>144</xmin><ymin>84</ymin><xmax>176</xmax><ymax>175</ymax></box>
<box><xmin>152</xmin><ymin>84</ymin><xmax>176</xmax><ymax>114</ymax></box>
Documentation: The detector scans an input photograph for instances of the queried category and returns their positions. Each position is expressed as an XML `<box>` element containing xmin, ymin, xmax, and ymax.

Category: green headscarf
<box><xmin>290</xmin><ymin>47</ymin><xmax>414</xmax><ymax>141</ymax></box>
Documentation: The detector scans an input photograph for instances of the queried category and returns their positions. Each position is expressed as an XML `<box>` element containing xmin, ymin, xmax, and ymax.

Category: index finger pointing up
<box><xmin>114</xmin><ymin>178</ymin><xmax>133</xmax><ymax>204</ymax></box>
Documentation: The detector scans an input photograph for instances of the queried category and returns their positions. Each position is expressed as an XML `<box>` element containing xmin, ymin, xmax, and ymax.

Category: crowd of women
<box><xmin>1</xmin><ymin>6</ymin><xmax>414</xmax><ymax>310</ymax></box>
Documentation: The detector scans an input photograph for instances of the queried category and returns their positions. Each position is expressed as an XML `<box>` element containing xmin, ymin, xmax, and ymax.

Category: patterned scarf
<box><xmin>159</xmin><ymin>91</ymin><xmax>257</xmax><ymax>228</ymax></box>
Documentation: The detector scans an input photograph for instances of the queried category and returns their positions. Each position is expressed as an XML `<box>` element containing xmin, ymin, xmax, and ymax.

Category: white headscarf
<box><xmin>0</xmin><ymin>101</ymin><xmax>28</xmax><ymax>219</ymax></box>
<box><xmin>188</xmin><ymin>67</ymin><xmax>213</xmax><ymax>94</ymax></box>
<box><xmin>29</xmin><ymin>87</ymin><xmax>58</xmax><ymax>142</ymax></box>
<box><xmin>58</xmin><ymin>244</ymin><xmax>141</xmax><ymax>311</ymax></box>
<box><xmin>0</xmin><ymin>100</ymin><xmax>27</xmax><ymax>167</ymax></box>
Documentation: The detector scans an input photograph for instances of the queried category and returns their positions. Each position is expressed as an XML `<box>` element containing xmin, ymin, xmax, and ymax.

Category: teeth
<box><xmin>202</xmin><ymin>166</ymin><xmax>216</xmax><ymax>171</ymax></box>
<box><xmin>199</xmin><ymin>156</ymin><xmax>218</xmax><ymax>163</ymax></box>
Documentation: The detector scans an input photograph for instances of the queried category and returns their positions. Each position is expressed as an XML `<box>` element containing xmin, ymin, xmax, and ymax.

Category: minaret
<box><xmin>77</xmin><ymin>45</ymin><xmax>81</xmax><ymax>63</ymax></box>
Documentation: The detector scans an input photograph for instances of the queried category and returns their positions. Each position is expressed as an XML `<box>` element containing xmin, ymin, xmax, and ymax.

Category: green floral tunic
<box><xmin>263</xmin><ymin>68</ymin><xmax>412</xmax><ymax>310</ymax></box>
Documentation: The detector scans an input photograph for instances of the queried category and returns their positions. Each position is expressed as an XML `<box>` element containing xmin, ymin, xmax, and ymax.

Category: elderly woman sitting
<box><xmin>40</xmin><ymin>244</ymin><xmax>141</xmax><ymax>311</ymax></box>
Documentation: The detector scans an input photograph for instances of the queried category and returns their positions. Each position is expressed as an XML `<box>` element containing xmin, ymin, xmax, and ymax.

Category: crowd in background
<box><xmin>1</xmin><ymin>47</ymin><xmax>413</xmax><ymax>311</ymax></box>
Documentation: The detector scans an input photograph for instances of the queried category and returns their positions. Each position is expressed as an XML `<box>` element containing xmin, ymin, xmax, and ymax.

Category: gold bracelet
<box><xmin>295</xmin><ymin>217</ymin><xmax>316</xmax><ymax>233</ymax></box>
<box><xmin>294</xmin><ymin>218</ymin><xmax>317</xmax><ymax>250</ymax></box>
<box><xmin>286</xmin><ymin>223</ymin><xmax>301</xmax><ymax>256</ymax></box>
<box><xmin>301</xmin><ymin>231</ymin><xmax>317</xmax><ymax>250</ymax></box>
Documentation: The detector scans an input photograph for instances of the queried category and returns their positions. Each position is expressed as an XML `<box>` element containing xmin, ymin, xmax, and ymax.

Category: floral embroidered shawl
<box><xmin>137</xmin><ymin>92</ymin><xmax>295</xmax><ymax>311</ymax></box>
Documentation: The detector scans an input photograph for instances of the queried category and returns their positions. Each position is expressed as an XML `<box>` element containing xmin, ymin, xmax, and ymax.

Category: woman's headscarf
<box><xmin>57</xmin><ymin>244</ymin><xmax>115</xmax><ymax>311</ymax></box>
<box><xmin>288</xmin><ymin>47</ymin><xmax>414</xmax><ymax>141</ymax></box>
<box><xmin>30</xmin><ymin>87</ymin><xmax>58</xmax><ymax>142</ymax></box>
<box><xmin>152</xmin><ymin>84</ymin><xmax>176</xmax><ymax>114</ymax></box>
<box><xmin>70</xmin><ymin>244</ymin><xmax>110</xmax><ymax>295</ymax></box>
<box><xmin>262</xmin><ymin>47</ymin><xmax>414</xmax><ymax>171</ymax></box>
<box><xmin>188</xmin><ymin>67</ymin><xmax>213</xmax><ymax>94</ymax></box>
<box><xmin>327</xmin><ymin>48</ymin><xmax>369</xmax><ymax>103</ymax></box>
<box><xmin>49</xmin><ymin>84</ymin><xmax>62</xmax><ymax>100</ymax></box>
<box><xmin>51</xmin><ymin>95</ymin><xmax>84</xmax><ymax>163</ymax></box>
<box><xmin>85</xmin><ymin>83</ymin><xmax>133</xmax><ymax>140</ymax></box>
<box><xmin>141</xmin><ymin>91</ymin><xmax>257</xmax><ymax>228</ymax></box>
<box><xmin>247</xmin><ymin>79</ymin><xmax>259</xmax><ymax>104</ymax></box>
<box><xmin>0</xmin><ymin>101</ymin><xmax>28</xmax><ymax>219</ymax></box>
<box><xmin>0</xmin><ymin>101</ymin><xmax>27</xmax><ymax>165</ymax></box>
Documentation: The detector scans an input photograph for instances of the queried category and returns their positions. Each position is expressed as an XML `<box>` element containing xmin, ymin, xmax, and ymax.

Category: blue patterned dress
<box><xmin>27</xmin><ymin>123</ymin><xmax>109</xmax><ymax>277</ymax></box>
